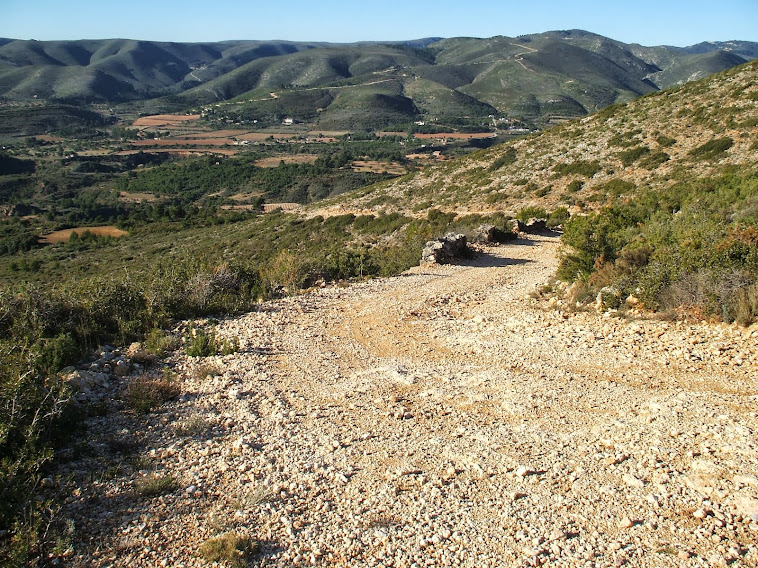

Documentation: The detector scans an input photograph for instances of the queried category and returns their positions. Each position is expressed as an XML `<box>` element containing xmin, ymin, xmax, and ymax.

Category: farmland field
<box><xmin>39</xmin><ymin>225</ymin><xmax>128</xmax><ymax>244</ymax></box>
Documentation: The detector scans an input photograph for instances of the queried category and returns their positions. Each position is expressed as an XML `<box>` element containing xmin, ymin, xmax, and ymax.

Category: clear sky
<box><xmin>2</xmin><ymin>0</ymin><xmax>756</xmax><ymax>47</ymax></box>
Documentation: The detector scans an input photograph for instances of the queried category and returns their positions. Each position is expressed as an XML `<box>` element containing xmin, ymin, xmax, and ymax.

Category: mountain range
<box><xmin>0</xmin><ymin>30</ymin><xmax>755</xmax><ymax>129</ymax></box>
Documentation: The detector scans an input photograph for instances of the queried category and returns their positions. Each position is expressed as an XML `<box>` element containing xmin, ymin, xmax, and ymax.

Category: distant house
<box><xmin>283</xmin><ymin>118</ymin><xmax>294</xmax><ymax>125</ymax></box>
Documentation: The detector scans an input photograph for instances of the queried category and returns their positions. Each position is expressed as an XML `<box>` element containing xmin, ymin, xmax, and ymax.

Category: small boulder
<box><xmin>473</xmin><ymin>224</ymin><xmax>514</xmax><ymax>244</ymax></box>
<box><xmin>507</xmin><ymin>219</ymin><xmax>526</xmax><ymax>233</ymax></box>
<box><xmin>421</xmin><ymin>233</ymin><xmax>469</xmax><ymax>264</ymax></box>
<box><xmin>524</xmin><ymin>218</ymin><xmax>547</xmax><ymax>233</ymax></box>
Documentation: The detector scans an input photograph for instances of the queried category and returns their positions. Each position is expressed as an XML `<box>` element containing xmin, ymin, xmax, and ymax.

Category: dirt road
<box><xmin>65</xmin><ymin>235</ymin><xmax>758</xmax><ymax>567</ymax></box>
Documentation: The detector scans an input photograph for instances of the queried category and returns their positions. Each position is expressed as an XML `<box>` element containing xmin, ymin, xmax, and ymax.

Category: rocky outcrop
<box><xmin>421</xmin><ymin>233</ymin><xmax>469</xmax><ymax>264</ymax></box>
<box><xmin>472</xmin><ymin>224</ymin><xmax>515</xmax><ymax>244</ymax></box>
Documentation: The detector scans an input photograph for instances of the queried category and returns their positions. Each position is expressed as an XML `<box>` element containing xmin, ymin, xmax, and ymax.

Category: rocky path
<box><xmin>63</xmin><ymin>235</ymin><xmax>758</xmax><ymax>567</ymax></box>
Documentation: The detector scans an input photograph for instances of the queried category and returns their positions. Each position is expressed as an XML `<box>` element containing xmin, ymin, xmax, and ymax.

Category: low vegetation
<box><xmin>558</xmin><ymin>171</ymin><xmax>758</xmax><ymax>323</ymax></box>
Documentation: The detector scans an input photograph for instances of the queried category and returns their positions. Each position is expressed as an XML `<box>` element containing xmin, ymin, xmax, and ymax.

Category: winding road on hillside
<box><xmin>65</xmin><ymin>236</ymin><xmax>758</xmax><ymax>567</ymax></box>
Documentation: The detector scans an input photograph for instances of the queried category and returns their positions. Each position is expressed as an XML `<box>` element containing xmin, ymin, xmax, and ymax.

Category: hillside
<box><xmin>324</xmin><ymin>59</ymin><xmax>758</xmax><ymax>215</ymax></box>
<box><xmin>0</xmin><ymin>31</ymin><xmax>755</xmax><ymax>130</ymax></box>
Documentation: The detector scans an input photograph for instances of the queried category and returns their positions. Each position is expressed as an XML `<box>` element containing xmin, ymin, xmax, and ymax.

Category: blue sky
<box><xmin>2</xmin><ymin>0</ymin><xmax>756</xmax><ymax>46</ymax></box>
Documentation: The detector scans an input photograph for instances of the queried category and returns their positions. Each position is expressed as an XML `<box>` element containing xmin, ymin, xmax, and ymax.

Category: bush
<box><xmin>0</xmin><ymin>346</ymin><xmax>72</xmax><ymax>564</ymax></box>
<box><xmin>553</xmin><ymin>160</ymin><xmax>601</xmax><ymax>178</ymax></box>
<box><xmin>33</xmin><ymin>333</ymin><xmax>80</xmax><ymax>375</ymax></box>
<box><xmin>515</xmin><ymin>206</ymin><xmax>548</xmax><ymax>222</ymax></box>
<box><xmin>184</xmin><ymin>326</ymin><xmax>239</xmax><ymax>357</ymax></box>
<box><xmin>688</xmin><ymin>137</ymin><xmax>733</xmax><ymax>160</ymax></box>
<box><xmin>488</xmin><ymin>147</ymin><xmax>517</xmax><ymax>171</ymax></box>
<box><xmin>617</xmin><ymin>146</ymin><xmax>650</xmax><ymax>167</ymax></box>
<box><xmin>260</xmin><ymin>249</ymin><xmax>312</xmax><ymax>296</ymax></box>
<box><xmin>143</xmin><ymin>328</ymin><xmax>179</xmax><ymax>357</ymax></box>
<box><xmin>547</xmin><ymin>207</ymin><xmax>570</xmax><ymax>228</ymax></box>
<box><xmin>184</xmin><ymin>327</ymin><xmax>217</xmax><ymax>358</ymax></box>
<box><xmin>557</xmin><ymin>170</ymin><xmax>758</xmax><ymax>324</ymax></box>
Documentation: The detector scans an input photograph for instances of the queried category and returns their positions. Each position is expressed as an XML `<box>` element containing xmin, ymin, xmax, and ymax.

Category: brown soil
<box><xmin>413</xmin><ymin>132</ymin><xmax>496</xmax><ymax>140</ymax></box>
<box><xmin>133</xmin><ymin>114</ymin><xmax>201</xmax><ymax>127</ymax></box>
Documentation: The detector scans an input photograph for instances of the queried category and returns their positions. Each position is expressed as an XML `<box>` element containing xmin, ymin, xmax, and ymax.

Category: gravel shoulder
<box><xmin>62</xmin><ymin>235</ymin><xmax>758</xmax><ymax>567</ymax></box>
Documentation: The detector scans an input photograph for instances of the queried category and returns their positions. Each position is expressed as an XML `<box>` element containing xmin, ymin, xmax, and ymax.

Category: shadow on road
<box><xmin>462</xmin><ymin>252</ymin><xmax>532</xmax><ymax>268</ymax></box>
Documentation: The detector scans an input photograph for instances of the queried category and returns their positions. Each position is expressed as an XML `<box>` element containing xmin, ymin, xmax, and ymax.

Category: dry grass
<box><xmin>123</xmin><ymin>374</ymin><xmax>180</xmax><ymax>414</ymax></box>
<box><xmin>263</xmin><ymin>203</ymin><xmax>301</xmax><ymax>212</ymax></box>
<box><xmin>198</xmin><ymin>533</ymin><xmax>260</xmax><ymax>568</ymax></box>
<box><xmin>135</xmin><ymin>474</ymin><xmax>177</xmax><ymax>498</ymax></box>
<box><xmin>351</xmin><ymin>160</ymin><xmax>407</xmax><ymax>175</ymax></box>
<box><xmin>39</xmin><ymin>225</ymin><xmax>128</xmax><ymax>244</ymax></box>
<box><xmin>255</xmin><ymin>155</ymin><xmax>319</xmax><ymax>167</ymax></box>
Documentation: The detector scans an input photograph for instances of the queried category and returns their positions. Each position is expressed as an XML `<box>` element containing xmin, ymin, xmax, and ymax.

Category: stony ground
<box><xmin>60</xmin><ymin>235</ymin><xmax>758</xmax><ymax>567</ymax></box>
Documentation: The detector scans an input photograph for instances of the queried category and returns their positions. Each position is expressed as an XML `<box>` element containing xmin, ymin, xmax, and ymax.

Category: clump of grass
<box><xmin>135</xmin><ymin>474</ymin><xmax>177</xmax><ymax>498</ymax></box>
<box><xmin>123</xmin><ymin>373</ymin><xmax>180</xmax><ymax>414</ymax></box>
<box><xmin>198</xmin><ymin>533</ymin><xmax>260</xmax><ymax>568</ymax></box>
<box><xmin>175</xmin><ymin>414</ymin><xmax>211</xmax><ymax>437</ymax></box>
<box><xmin>192</xmin><ymin>362</ymin><xmax>222</xmax><ymax>380</ymax></box>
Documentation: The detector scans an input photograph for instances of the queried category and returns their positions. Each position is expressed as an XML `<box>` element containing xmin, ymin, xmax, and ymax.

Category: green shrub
<box><xmin>0</xmin><ymin>346</ymin><xmax>72</xmax><ymax>564</ymax></box>
<box><xmin>143</xmin><ymin>328</ymin><xmax>179</xmax><ymax>357</ymax></box>
<box><xmin>602</xmin><ymin>179</ymin><xmax>636</xmax><ymax>197</ymax></box>
<box><xmin>547</xmin><ymin>207</ymin><xmax>570</xmax><ymax>228</ymax></box>
<box><xmin>688</xmin><ymin>137</ymin><xmax>733</xmax><ymax>160</ymax></box>
<box><xmin>557</xmin><ymin>170</ymin><xmax>758</xmax><ymax>324</ymax></box>
<box><xmin>567</xmin><ymin>180</ymin><xmax>584</xmax><ymax>193</ymax></box>
<box><xmin>184</xmin><ymin>326</ymin><xmax>239</xmax><ymax>357</ymax></box>
<box><xmin>185</xmin><ymin>327</ymin><xmax>217</xmax><ymax>358</ymax></box>
<box><xmin>488</xmin><ymin>147</ymin><xmax>517</xmax><ymax>171</ymax></box>
<box><xmin>515</xmin><ymin>206</ymin><xmax>548</xmax><ymax>222</ymax></box>
<box><xmin>617</xmin><ymin>146</ymin><xmax>650</xmax><ymax>167</ymax></box>
<box><xmin>639</xmin><ymin>151</ymin><xmax>669</xmax><ymax>170</ymax></box>
<box><xmin>33</xmin><ymin>333</ymin><xmax>80</xmax><ymax>375</ymax></box>
<box><xmin>553</xmin><ymin>160</ymin><xmax>601</xmax><ymax>178</ymax></box>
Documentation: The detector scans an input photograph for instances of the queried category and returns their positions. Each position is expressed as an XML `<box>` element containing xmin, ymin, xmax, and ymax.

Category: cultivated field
<box><xmin>39</xmin><ymin>225</ymin><xmax>128</xmax><ymax>244</ymax></box>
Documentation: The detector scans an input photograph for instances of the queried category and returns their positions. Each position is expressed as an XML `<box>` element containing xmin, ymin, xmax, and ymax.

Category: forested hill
<box><xmin>0</xmin><ymin>31</ymin><xmax>755</xmax><ymax>128</ymax></box>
